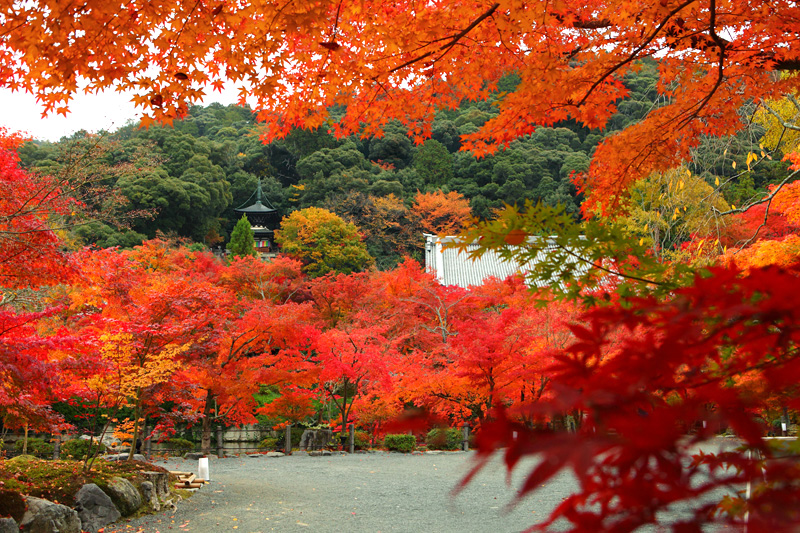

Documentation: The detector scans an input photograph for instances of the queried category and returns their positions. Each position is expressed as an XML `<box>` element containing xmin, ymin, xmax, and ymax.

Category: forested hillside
<box><xmin>17</xmin><ymin>62</ymin><xmax>789</xmax><ymax>268</ymax></box>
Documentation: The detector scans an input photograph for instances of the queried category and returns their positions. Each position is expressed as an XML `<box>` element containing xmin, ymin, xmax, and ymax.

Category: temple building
<box><xmin>234</xmin><ymin>179</ymin><xmax>281</xmax><ymax>258</ymax></box>
<box><xmin>424</xmin><ymin>234</ymin><xmax>587</xmax><ymax>288</ymax></box>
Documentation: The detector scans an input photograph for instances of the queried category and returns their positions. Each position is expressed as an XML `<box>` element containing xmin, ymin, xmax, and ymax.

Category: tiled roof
<box><xmin>424</xmin><ymin>234</ymin><xmax>563</xmax><ymax>288</ymax></box>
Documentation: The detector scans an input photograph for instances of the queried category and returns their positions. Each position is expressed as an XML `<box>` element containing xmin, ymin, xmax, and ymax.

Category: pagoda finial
<box><xmin>256</xmin><ymin>178</ymin><xmax>264</xmax><ymax>205</ymax></box>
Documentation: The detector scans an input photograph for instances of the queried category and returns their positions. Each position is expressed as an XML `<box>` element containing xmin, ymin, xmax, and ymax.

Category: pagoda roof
<box><xmin>235</xmin><ymin>200</ymin><xmax>277</xmax><ymax>214</ymax></box>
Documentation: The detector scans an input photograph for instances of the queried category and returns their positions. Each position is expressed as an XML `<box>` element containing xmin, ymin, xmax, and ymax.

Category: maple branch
<box><xmin>388</xmin><ymin>3</ymin><xmax>499</xmax><ymax>74</ymax></box>
<box><xmin>673</xmin><ymin>0</ymin><xmax>727</xmax><ymax>131</ymax></box>
<box><xmin>667</xmin><ymin>346</ymin><xmax>800</xmax><ymax>395</ymax></box>
<box><xmin>165</xmin><ymin>0</ymin><xmax>203</xmax><ymax>66</ymax></box>
<box><xmin>548</xmin><ymin>242</ymin><xmax>670</xmax><ymax>287</ymax></box>
<box><xmin>576</xmin><ymin>0</ymin><xmax>696</xmax><ymax>107</ymax></box>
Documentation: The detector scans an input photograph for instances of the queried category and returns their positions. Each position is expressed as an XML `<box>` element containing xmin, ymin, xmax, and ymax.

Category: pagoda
<box><xmin>233</xmin><ymin>179</ymin><xmax>281</xmax><ymax>256</ymax></box>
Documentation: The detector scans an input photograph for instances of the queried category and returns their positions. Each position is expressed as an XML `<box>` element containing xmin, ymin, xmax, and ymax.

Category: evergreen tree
<box><xmin>227</xmin><ymin>215</ymin><xmax>257</xmax><ymax>258</ymax></box>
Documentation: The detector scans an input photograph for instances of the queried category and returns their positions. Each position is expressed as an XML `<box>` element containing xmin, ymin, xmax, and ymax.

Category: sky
<box><xmin>0</xmin><ymin>86</ymin><xmax>241</xmax><ymax>142</ymax></box>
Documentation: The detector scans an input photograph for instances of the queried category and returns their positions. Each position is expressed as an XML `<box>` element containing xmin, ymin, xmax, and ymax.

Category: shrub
<box><xmin>354</xmin><ymin>430</ymin><xmax>370</xmax><ymax>450</ymax></box>
<box><xmin>0</xmin><ymin>488</ymin><xmax>26</xmax><ymax>522</ymax></box>
<box><xmin>292</xmin><ymin>427</ymin><xmax>305</xmax><ymax>447</ymax></box>
<box><xmin>14</xmin><ymin>437</ymin><xmax>54</xmax><ymax>458</ymax></box>
<box><xmin>167</xmin><ymin>438</ymin><xmax>195</xmax><ymax>456</ymax></box>
<box><xmin>426</xmin><ymin>427</ymin><xmax>463</xmax><ymax>451</ymax></box>
<box><xmin>383</xmin><ymin>434</ymin><xmax>416</xmax><ymax>453</ymax></box>
<box><xmin>61</xmin><ymin>439</ymin><xmax>107</xmax><ymax>460</ymax></box>
<box><xmin>258</xmin><ymin>437</ymin><xmax>279</xmax><ymax>450</ymax></box>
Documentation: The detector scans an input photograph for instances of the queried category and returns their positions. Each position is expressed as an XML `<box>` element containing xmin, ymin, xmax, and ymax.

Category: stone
<box><xmin>0</xmin><ymin>518</ymin><xmax>17</xmax><ymax>533</ymax></box>
<box><xmin>103</xmin><ymin>477</ymin><xmax>143</xmax><ymax>516</ymax></box>
<box><xmin>298</xmin><ymin>429</ymin><xmax>333</xmax><ymax>451</ymax></box>
<box><xmin>266</xmin><ymin>452</ymin><xmax>285</xmax><ymax>458</ymax></box>
<box><xmin>74</xmin><ymin>483</ymin><xmax>121</xmax><ymax>533</ymax></box>
<box><xmin>424</xmin><ymin>450</ymin><xmax>444</xmax><ymax>455</ymax></box>
<box><xmin>184</xmin><ymin>452</ymin><xmax>204</xmax><ymax>460</ymax></box>
<box><xmin>246</xmin><ymin>453</ymin><xmax>262</xmax><ymax>458</ymax></box>
<box><xmin>292</xmin><ymin>451</ymin><xmax>309</xmax><ymax>456</ymax></box>
<box><xmin>140</xmin><ymin>482</ymin><xmax>159</xmax><ymax>512</ymax></box>
<box><xmin>20</xmin><ymin>496</ymin><xmax>81</xmax><ymax>533</ymax></box>
<box><xmin>102</xmin><ymin>453</ymin><xmax>147</xmax><ymax>462</ymax></box>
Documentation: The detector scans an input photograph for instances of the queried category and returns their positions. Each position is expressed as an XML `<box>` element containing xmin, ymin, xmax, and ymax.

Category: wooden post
<box><xmin>285</xmin><ymin>424</ymin><xmax>292</xmax><ymax>455</ymax></box>
<box><xmin>52</xmin><ymin>435</ymin><xmax>60</xmax><ymax>460</ymax></box>
<box><xmin>783</xmin><ymin>407</ymin><xmax>790</xmax><ymax>436</ymax></box>
<box><xmin>215</xmin><ymin>425</ymin><xmax>224</xmax><ymax>457</ymax></box>
<box><xmin>462</xmin><ymin>424</ymin><xmax>470</xmax><ymax>451</ymax></box>
<box><xmin>349</xmin><ymin>424</ymin><xmax>355</xmax><ymax>454</ymax></box>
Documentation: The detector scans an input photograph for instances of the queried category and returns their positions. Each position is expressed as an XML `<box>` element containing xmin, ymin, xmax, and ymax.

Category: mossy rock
<box><xmin>6</xmin><ymin>454</ymin><xmax>39</xmax><ymax>465</ymax></box>
<box><xmin>0</xmin><ymin>488</ymin><xmax>26</xmax><ymax>522</ymax></box>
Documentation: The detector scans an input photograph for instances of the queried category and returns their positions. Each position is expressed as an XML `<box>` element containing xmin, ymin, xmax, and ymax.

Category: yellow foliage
<box><xmin>617</xmin><ymin>166</ymin><xmax>730</xmax><ymax>262</ymax></box>
<box><xmin>92</xmin><ymin>333</ymin><xmax>189</xmax><ymax>405</ymax></box>
<box><xmin>755</xmin><ymin>94</ymin><xmax>800</xmax><ymax>154</ymax></box>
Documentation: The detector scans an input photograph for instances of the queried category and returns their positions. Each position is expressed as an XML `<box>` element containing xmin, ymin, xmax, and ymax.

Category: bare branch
<box><xmin>714</xmin><ymin>167</ymin><xmax>800</xmax><ymax>217</ymax></box>
<box><xmin>762</xmin><ymin>101</ymin><xmax>800</xmax><ymax>132</ymax></box>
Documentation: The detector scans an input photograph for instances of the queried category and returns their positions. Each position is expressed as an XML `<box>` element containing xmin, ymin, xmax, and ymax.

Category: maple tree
<box><xmin>461</xmin><ymin>264</ymin><xmax>800</xmax><ymax>531</ymax></box>
<box><xmin>0</xmin><ymin>129</ymin><xmax>82</xmax><ymax>438</ymax></box>
<box><xmin>0</xmin><ymin>128</ymin><xmax>76</xmax><ymax>288</ymax></box>
<box><xmin>325</xmin><ymin>192</ymin><xmax>422</xmax><ymax>268</ymax></box>
<box><xmin>412</xmin><ymin>190</ymin><xmax>473</xmax><ymax>237</ymax></box>
<box><xmin>65</xmin><ymin>241</ymin><xmax>228</xmax><ymax>458</ymax></box>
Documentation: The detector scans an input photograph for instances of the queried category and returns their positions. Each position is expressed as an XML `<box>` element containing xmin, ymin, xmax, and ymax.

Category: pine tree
<box><xmin>227</xmin><ymin>215</ymin><xmax>257</xmax><ymax>258</ymax></box>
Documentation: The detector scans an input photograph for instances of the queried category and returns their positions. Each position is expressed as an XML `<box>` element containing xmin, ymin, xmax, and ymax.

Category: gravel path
<box><xmin>105</xmin><ymin>440</ymin><xmax>744</xmax><ymax>533</ymax></box>
<box><xmin>105</xmin><ymin>451</ymin><xmax>574</xmax><ymax>533</ymax></box>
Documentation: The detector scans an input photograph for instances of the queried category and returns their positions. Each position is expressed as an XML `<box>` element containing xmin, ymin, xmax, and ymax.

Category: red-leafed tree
<box><xmin>0</xmin><ymin>128</ymin><xmax>79</xmax><ymax>439</ymax></box>
<box><xmin>0</xmin><ymin>128</ymin><xmax>74</xmax><ymax>288</ymax></box>
<box><xmin>462</xmin><ymin>264</ymin><xmax>800</xmax><ymax>531</ymax></box>
<box><xmin>188</xmin><ymin>298</ymin><xmax>320</xmax><ymax>455</ymax></box>
<box><xmin>67</xmin><ymin>241</ymin><xmax>228</xmax><ymax>459</ymax></box>
<box><xmin>314</xmin><ymin>324</ymin><xmax>396</xmax><ymax>437</ymax></box>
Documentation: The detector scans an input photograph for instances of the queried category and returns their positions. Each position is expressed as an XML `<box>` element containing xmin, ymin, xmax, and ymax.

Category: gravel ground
<box><xmin>105</xmin><ymin>451</ymin><xmax>574</xmax><ymax>533</ymax></box>
<box><xmin>105</xmin><ymin>440</ymin><xmax>745</xmax><ymax>533</ymax></box>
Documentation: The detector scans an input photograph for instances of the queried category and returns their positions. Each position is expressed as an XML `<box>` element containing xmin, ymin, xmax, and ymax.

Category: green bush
<box><xmin>61</xmin><ymin>439</ymin><xmax>107</xmax><ymax>460</ymax></box>
<box><xmin>14</xmin><ymin>437</ymin><xmax>54</xmax><ymax>458</ymax></box>
<box><xmin>426</xmin><ymin>428</ymin><xmax>463</xmax><ymax>451</ymax></box>
<box><xmin>0</xmin><ymin>488</ymin><xmax>26</xmax><ymax>522</ymax></box>
<box><xmin>167</xmin><ymin>438</ymin><xmax>195</xmax><ymax>456</ymax></box>
<box><xmin>258</xmin><ymin>437</ymin><xmax>279</xmax><ymax>450</ymax></box>
<box><xmin>383</xmin><ymin>434</ymin><xmax>416</xmax><ymax>453</ymax></box>
<box><xmin>292</xmin><ymin>427</ymin><xmax>305</xmax><ymax>447</ymax></box>
<box><xmin>354</xmin><ymin>430</ymin><xmax>371</xmax><ymax>450</ymax></box>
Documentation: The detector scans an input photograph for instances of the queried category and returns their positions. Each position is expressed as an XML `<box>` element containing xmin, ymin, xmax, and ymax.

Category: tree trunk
<box><xmin>201</xmin><ymin>391</ymin><xmax>215</xmax><ymax>455</ymax></box>
<box><xmin>128</xmin><ymin>389</ymin><xmax>143</xmax><ymax>461</ymax></box>
<box><xmin>22</xmin><ymin>423</ymin><xmax>28</xmax><ymax>455</ymax></box>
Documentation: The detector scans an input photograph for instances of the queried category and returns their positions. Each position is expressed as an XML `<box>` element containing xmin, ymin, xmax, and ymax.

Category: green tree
<box><xmin>227</xmin><ymin>215</ymin><xmax>257</xmax><ymax>258</ymax></box>
<box><xmin>414</xmin><ymin>139</ymin><xmax>453</xmax><ymax>187</ymax></box>
<box><xmin>275</xmin><ymin>207</ymin><xmax>374</xmax><ymax>277</ymax></box>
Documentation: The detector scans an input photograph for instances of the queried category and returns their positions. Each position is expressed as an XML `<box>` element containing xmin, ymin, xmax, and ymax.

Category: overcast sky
<box><xmin>0</xmin><ymin>86</ymin><xmax>241</xmax><ymax>142</ymax></box>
